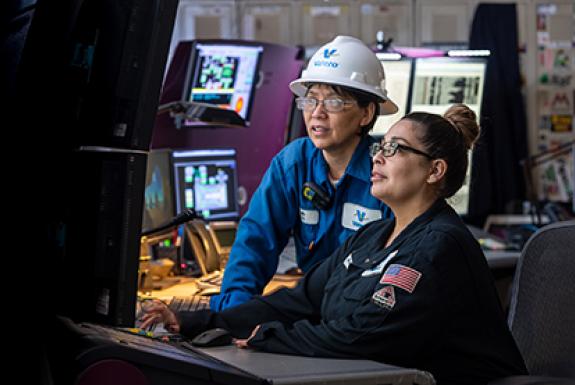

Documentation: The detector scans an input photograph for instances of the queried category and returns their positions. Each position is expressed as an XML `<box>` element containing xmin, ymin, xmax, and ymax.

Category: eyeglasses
<box><xmin>295</xmin><ymin>97</ymin><xmax>356</xmax><ymax>113</ymax></box>
<box><xmin>369</xmin><ymin>141</ymin><xmax>433</xmax><ymax>159</ymax></box>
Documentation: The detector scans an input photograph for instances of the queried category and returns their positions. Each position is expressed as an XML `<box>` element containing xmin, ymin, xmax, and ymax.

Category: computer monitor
<box><xmin>172</xmin><ymin>149</ymin><xmax>240</xmax><ymax>221</ymax></box>
<box><xmin>17</xmin><ymin>0</ymin><xmax>178</xmax><ymax>327</ymax></box>
<box><xmin>410</xmin><ymin>57</ymin><xmax>487</xmax><ymax>117</ymax></box>
<box><xmin>142</xmin><ymin>149</ymin><xmax>175</xmax><ymax>233</ymax></box>
<box><xmin>409</xmin><ymin>57</ymin><xmax>487</xmax><ymax>215</ymax></box>
<box><xmin>372</xmin><ymin>57</ymin><xmax>413</xmax><ymax>136</ymax></box>
<box><xmin>181</xmin><ymin>41</ymin><xmax>264</xmax><ymax>127</ymax></box>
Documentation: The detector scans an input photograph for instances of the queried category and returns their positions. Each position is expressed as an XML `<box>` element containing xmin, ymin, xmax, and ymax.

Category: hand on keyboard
<box><xmin>139</xmin><ymin>299</ymin><xmax>181</xmax><ymax>333</ymax></box>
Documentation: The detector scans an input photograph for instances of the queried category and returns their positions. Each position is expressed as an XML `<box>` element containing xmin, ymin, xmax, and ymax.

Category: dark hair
<box><xmin>403</xmin><ymin>104</ymin><xmax>480</xmax><ymax>198</ymax></box>
<box><xmin>304</xmin><ymin>83</ymin><xmax>380</xmax><ymax>137</ymax></box>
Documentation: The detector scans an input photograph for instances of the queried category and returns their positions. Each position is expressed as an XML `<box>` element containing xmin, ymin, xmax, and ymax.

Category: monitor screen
<box><xmin>142</xmin><ymin>149</ymin><xmax>175</xmax><ymax>232</ymax></box>
<box><xmin>182</xmin><ymin>42</ymin><xmax>264</xmax><ymax>126</ymax></box>
<box><xmin>409</xmin><ymin>57</ymin><xmax>487</xmax><ymax>215</ymax></box>
<box><xmin>372</xmin><ymin>58</ymin><xmax>413</xmax><ymax>136</ymax></box>
<box><xmin>172</xmin><ymin>149</ymin><xmax>240</xmax><ymax>220</ymax></box>
<box><xmin>410</xmin><ymin>57</ymin><xmax>487</xmax><ymax>117</ymax></box>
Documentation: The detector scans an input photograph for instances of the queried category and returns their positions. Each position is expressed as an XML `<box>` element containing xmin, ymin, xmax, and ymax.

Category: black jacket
<box><xmin>178</xmin><ymin>199</ymin><xmax>527</xmax><ymax>385</ymax></box>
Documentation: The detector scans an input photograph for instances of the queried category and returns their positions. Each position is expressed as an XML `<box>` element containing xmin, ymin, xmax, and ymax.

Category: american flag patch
<box><xmin>380</xmin><ymin>264</ymin><xmax>422</xmax><ymax>293</ymax></box>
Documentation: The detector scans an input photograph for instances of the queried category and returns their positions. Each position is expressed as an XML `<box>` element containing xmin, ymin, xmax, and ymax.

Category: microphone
<box><xmin>141</xmin><ymin>208</ymin><xmax>200</xmax><ymax>237</ymax></box>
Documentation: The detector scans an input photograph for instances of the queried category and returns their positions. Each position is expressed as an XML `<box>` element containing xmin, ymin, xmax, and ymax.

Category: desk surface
<box><xmin>59</xmin><ymin>318</ymin><xmax>435</xmax><ymax>385</ymax></box>
<box><xmin>149</xmin><ymin>274</ymin><xmax>300</xmax><ymax>299</ymax></box>
<box><xmin>197</xmin><ymin>345</ymin><xmax>435</xmax><ymax>385</ymax></box>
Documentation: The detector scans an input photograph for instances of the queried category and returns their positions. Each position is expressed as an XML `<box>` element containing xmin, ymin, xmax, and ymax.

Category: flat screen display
<box><xmin>410</xmin><ymin>57</ymin><xmax>487</xmax><ymax>118</ymax></box>
<box><xmin>183</xmin><ymin>42</ymin><xmax>263</xmax><ymax>126</ymax></box>
<box><xmin>172</xmin><ymin>149</ymin><xmax>240</xmax><ymax>221</ymax></box>
<box><xmin>142</xmin><ymin>149</ymin><xmax>175</xmax><ymax>232</ymax></box>
<box><xmin>410</xmin><ymin>57</ymin><xmax>488</xmax><ymax>215</ymax></box>
<box><xmin>372</xmin><ymin>58</ymin><xmax>413</xmax><ymax>136</ymax></box>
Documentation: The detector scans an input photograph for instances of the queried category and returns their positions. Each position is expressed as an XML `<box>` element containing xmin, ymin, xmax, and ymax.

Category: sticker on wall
<box><xmin>550</xmin><ymin>74</ymin><xmax>572</xmax><ymax>87</ymax></box>
<box><xmin>550</xmin><ymin>114</ymin><xmax>573</xmax><ymax>133</ymax></box>
<box><xmin>539</xmin><ymin>48</ymin><xmax>554</xmax><ymax>70</ymax></box>
<box><xmin>549</xmin><ymin>91</ymin><xmax>572</xmax><ymax>113</ymax></box>
<box><xmin>539</xmin><ymin>115</ymin><xmax>552</xmax><ymax>131</ymax></box>
<box><xmin>539</xmin><ymin>157</ymin><xmax>573</xmax><ymax>202</ymax></box>
<box><xmin>554</xmin><ymin>49</ymin><xmax>570</xmax><ymax>70</ymax></box>
<box><xmin>537</xmin><ymin>89</ymin><xmax>551</xmax><ymax>114</ymax></box>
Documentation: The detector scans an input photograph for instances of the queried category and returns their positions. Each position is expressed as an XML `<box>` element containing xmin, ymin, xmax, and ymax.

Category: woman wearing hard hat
<box><xmin>210</xmin><ymin>36</ymin><xmax>399</xmax><ymax>312</ymax></box>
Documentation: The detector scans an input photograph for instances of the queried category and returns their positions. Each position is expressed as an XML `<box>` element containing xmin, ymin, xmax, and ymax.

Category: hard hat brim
<box><xmin>289</xmin><ymin>78</ymin><xmax>399</xmax><ymax>116</ymax></box>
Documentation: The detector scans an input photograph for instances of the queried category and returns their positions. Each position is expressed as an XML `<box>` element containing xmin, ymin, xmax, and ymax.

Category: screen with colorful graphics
<box><xmin>172</xmin><ymin>149</ymin><xmax>239</xmax><ymax>221</ymax></box>
<box><xmin>183</xmin><ymin>42</ymin><xmax>263</xmax><ymax>126</ymax></box>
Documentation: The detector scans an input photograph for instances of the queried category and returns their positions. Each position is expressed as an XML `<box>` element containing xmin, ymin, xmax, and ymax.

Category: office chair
<box><xmin>489</xmin><ymin>220</ymin><xmax>575</xmax><ymax>385</ymax></box>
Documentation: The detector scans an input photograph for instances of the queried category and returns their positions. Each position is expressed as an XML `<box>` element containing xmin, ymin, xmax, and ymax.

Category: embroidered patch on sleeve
<box><xmin>371</xmin><ymin>285</ymin><xmax>396</xmax><ymax>309</ymax></box>
<box><xmin>380</xmin><ymin>264</ymin><xmax>422</xmax><ymax>293</ymax></box>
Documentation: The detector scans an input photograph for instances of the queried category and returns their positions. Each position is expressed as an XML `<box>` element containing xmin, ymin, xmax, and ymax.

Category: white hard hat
<box><xmin>290</xmin><ymin>35</ymin><xmax>398</xmax><ymax>115</ymax></box>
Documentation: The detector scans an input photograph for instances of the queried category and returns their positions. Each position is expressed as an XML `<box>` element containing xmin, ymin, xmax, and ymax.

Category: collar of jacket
<box><xmin>351</xmin><ymin>199</ymin><xmax>449</xmax><ymax>269</ymax></box>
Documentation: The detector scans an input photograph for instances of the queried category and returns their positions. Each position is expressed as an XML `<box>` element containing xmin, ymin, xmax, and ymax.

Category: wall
<box><xmin>165</xmin><ymin>0</ymin><xmax>575</xmax><ymax>204</ymax></box>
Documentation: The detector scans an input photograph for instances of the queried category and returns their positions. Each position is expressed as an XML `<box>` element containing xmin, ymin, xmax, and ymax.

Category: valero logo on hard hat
<box><xmin>323</xmin><ymin>48</ymin><xmax>338</xmax><ymax>59</ymax></box>
<box><xmin>314</xmin><ymin>48</ymin><xmax>339</xmax><ymax>68</ymax></box>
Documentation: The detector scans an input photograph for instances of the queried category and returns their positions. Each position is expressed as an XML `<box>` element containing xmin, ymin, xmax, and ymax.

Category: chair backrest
<box><xmin>507</xmin><ymin>220</ymin><xmax>575</xmax><ymax>378</ymax></box>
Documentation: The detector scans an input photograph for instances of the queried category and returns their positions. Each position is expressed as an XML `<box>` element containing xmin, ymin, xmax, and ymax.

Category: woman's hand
<box><xmin>139</xmin><ymin>299</ymin><xmax>180</xmax><ymax>333</ymax></box>
<box><xmin>233</xmin><ymin>325</ymin><xmax>261</xmax><ymax>349</ymax></box>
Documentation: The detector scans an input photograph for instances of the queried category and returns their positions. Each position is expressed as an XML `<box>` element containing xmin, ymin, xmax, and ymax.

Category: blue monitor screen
<box><xmin>172</xmin><ymin>149</ymin><xmax>239</xmax><ymax>220</ymax></box>
<box><xmin>183</xmin><ymin>42</ymin><xmax>263</xmax><ymax>126</ymax></box>
<box><xmin>142</xmin><ymin>149</ymin><xmax>175</xmax><ymax>232</ymax></box>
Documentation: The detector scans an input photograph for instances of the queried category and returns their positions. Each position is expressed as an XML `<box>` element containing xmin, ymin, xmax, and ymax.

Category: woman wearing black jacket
<box><xmin>142</xmin><ymin>104</ymin><xmax>527</xmax><ymax>385</ymax></box>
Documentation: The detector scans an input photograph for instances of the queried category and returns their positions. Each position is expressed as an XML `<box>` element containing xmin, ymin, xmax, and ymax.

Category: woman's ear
<box><xmin>427</xmin><ymin>159</ymin><xmax>447</xmax><ymax>184</ymax></box>
<box><xmin>359</xmin><ymin>102</ymin><xmax>376</xmax><ymax>127</ymax></box>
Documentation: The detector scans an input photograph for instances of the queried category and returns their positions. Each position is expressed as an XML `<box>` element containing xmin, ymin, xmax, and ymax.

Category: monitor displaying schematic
<box><xmin>410</xmin><ymin>57</ymin><xmax>487</xmax><ymax>118</ymax></box>
<box><xmin>372</xmin><ymin>57</ymin><xmax>413</xmax><ymax>136</ymax></box>
<box><xmin>409</xmin><ymin>57</ymin><xmax>487</xmax><ymax>216</ymax></box>
<box><xmin>172</xmin><ymin>149</ymin><xmax>240</xmax><ymax>221</ymax></box>
<box><xmin>182</xmin><ymin>41</ymin><xmax>264</xmax><ymax>126</ymax></box>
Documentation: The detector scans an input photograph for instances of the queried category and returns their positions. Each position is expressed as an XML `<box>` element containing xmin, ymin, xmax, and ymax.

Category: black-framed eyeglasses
<box><xmin>295</xmin><ymin>97</ymin><xmax>357</xmax><ymax>113</ymax></box>
<box><xmin>369</xmin><ymin>141</ymin><xmax>433</xmax><ymax>159</ymax></box>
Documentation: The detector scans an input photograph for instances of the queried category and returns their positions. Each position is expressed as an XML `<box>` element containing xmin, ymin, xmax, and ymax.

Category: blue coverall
<box><xmin>210</xmin><ymin>136</ymin><xmax>391</xmax><ymax>311</ymax></box>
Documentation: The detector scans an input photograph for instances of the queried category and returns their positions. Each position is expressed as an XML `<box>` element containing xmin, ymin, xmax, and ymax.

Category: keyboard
<box><xmin>168</xmin><ymin>295</ymin><xmax>210</xmax><ymax>312</ymax></box>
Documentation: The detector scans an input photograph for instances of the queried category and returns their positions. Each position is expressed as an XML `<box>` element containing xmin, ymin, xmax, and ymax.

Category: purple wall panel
<box><xmin>151</xmin><ymin>41</ymin><xmax>304</xmax><ymax>215</ymax></box>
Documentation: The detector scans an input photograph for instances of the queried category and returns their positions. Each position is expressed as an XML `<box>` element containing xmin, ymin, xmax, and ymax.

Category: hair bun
<box><xmin>444</xmin><ymin>104</ymin><xmax>480</xmax><ymax>150</ymax></box>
